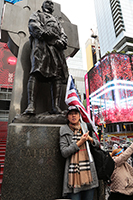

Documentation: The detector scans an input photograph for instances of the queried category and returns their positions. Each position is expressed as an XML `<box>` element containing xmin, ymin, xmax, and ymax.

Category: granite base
<box><xmin>1</xmin><ymin>123</ymin><xmax>65</xmax><ymax>200</ymax></box>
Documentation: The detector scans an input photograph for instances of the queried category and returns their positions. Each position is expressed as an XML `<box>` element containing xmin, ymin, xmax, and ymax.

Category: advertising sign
<box><xmin>0</xmin><ymin>42</ymin><xmax>16</xmax><ymax>88</ymax></box>
<box><xmin>87</xmin><ymin>53</ymin><xmax>133</xmax><ymax>125</ymax></box>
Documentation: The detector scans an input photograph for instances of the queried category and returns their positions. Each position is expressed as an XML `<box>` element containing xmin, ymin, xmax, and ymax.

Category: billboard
<box><xmin>87</xmin><ymin>53</ymin><xmax>133</xmax><ymax>125</ymax></box>
<box><xmin>0</xmin><ymin>42</ymin><xmax>17</xmax><ymax>88</ymax></box>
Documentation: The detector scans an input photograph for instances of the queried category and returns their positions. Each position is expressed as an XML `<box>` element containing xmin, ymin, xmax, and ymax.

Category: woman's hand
<box><xmin>87</xmin><ymin>131</ymin><xmax>94</xmax><ymax>144</ymax></box>
<box><xmin>76</xmin><ymin>131</ymin><xmax>90</xmax><ymax>147</ymax></box>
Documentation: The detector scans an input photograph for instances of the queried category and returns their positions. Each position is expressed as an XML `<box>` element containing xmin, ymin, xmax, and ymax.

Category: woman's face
<box><xmin>67</xmin><ymin>110</ymin><xmax>80</xmax><ymax>125</ymax></box>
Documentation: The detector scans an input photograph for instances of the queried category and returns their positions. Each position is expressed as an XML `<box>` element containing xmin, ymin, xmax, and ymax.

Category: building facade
<box><xmin>85</xmin><ymin>38</ymin><xmax>101</xmax><ymax>71</ymax></box>
<box><xmin>67</xmin><ymin>49</ymin><xmax>87</xmax><ymax>101</ymax></box>
<box><xmin>94</xmin><ymin>0</ymin><xmax>133</xmax><ymax>57</ymax></box>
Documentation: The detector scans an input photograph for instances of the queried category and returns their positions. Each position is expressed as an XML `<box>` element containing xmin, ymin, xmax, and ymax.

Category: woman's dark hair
<box><xmin>87</xmin><ymin>123</ymin><xmax>94</xmax><ymax>137</ymax></box>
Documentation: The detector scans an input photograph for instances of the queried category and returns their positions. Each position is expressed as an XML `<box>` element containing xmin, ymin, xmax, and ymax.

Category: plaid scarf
<box><xmin>68</xmin><ymin>123</ymin><xmax>93</xmax><ymax>188</ymax></box>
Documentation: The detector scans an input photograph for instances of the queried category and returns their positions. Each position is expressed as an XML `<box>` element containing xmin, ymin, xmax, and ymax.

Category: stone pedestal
<box><xmin>1</xmin><ymin>123</ymin><xmax>65</xmax><ymax>200</ymax></box>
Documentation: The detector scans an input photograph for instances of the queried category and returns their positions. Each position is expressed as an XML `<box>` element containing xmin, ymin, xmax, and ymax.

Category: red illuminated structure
<box><xmin>0</xmin><ymin>42</ymin><xmax>16</xmax><ymax>122</ymax></box>
<box><xmin>7</xmin><ymin>57</ymin><xmax>17</xmax><ymax>65</ymax></box>
<box><xmin>0</xmin><ymin>41</ymin><xmax>16</xmax><ymax>132</ymax></box>
<box><xmin>0</xmin><ymin>43</ymin><xmax>16</xmax><ymax>88</ymax></box>
<box><xmin>0</xmin><ymin>42</ymin><xmax>16</xmax><ymax>195</ymax></box>
<box><xmin>85</xmin><ymin>53</ymin><xmax>133</xmax><ymax>140</ymax></box>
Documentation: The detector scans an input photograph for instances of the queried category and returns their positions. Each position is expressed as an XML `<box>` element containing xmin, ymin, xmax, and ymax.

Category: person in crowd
<box><xmin>59</xmin><ymin>106</ymin><xmax>100</xmax><ymax>200</ymax></box>
<box><xmin>108</xmin><ymin>143</ymin><xmax>133</xmax><ymax>200</ymax></box>
<box><xmin>123</xmin><ymin>144</ymin><xmax>133</xmax><ymax>167</ymax></box>
<box><xmin>112</xmin><ymin>143</ymin><xmax>118</xmax><ymax>151</ymax></box>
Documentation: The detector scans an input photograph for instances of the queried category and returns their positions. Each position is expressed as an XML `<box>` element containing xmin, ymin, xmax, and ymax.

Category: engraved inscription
<box><xmin>20</xmin><ymin>148</ymin><xmax>59</xmax><ymax>158</ymax></box>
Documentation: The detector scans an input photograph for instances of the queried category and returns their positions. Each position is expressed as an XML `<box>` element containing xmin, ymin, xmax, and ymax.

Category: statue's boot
<box><xmin>23</xmin><ymin>76</ymin><xmax>37</xmax><ymax>115</ymax></box>
<box><xmin>50</xmin><ymin>80</ymin><xmax>63</xmax><ymax>114</ymax></box>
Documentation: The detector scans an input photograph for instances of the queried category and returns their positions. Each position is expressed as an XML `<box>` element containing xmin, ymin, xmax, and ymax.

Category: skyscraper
<box><xmin>85</xmin><ymin>38</ymin><xmax>101</xmax><ymax>71</ymax></box>
<box><xmin>94</xmin><ymin>0</ymin><xmax>133</xmax><ymax>57</ymax></box>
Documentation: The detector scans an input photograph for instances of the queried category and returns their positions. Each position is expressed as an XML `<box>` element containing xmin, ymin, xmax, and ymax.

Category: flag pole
<box><xmin>80</xmin><ymin>116</ymin><xmax>93</xmax><ymax>163</ymax></box>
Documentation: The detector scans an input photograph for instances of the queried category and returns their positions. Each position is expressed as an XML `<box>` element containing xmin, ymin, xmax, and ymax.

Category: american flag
<box><xmin>65</xmin><ymin>75</ymin><xmax>99</xmax><ymax>141</ymax></box>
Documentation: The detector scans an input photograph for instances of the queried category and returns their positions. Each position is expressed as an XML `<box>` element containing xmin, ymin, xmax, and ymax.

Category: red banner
<box><xmin>0</xmin><ymin>42</ymin><xmax>17</xmax><ymax>88</ymax></box>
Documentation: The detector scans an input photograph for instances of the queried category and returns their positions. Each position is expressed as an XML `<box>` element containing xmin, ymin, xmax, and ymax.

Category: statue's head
<box><xmin>42</xmin><ymin>0</ymin><xmax>54</xmax><ymax>14</ymax></box>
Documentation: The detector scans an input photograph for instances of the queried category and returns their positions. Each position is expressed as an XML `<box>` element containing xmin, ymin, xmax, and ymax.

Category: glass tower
<box><xmin>94</xmin><ymin>0</ymin><xmax>133</xmax><ymax>57</ymax></box>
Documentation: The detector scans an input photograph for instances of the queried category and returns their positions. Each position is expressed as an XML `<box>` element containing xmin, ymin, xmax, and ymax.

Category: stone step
<box><xmin>0</xmin><ymin>174</ymin><xmax>3</xmax><ymax>180</ymax></box>
<box><xmin>0</xmin><ymin>165</ymin><xmax>4</xmax><ymax>174</ymax></box>
<box><xmin>0</xmin><ymin>144</ymin><xmax>6</xmax><ymax>146</ymax></box>
<box><xmin>0</xmin><ymin>152</ymin><xmax>6</xmax><ymax>156</ymax></box>
<box><xmin>0</xmin><ymin>155</ymin><xmax>5</xmax><ymax>160</ymax></box>
<box><xmin>0</xmin><ymin>159</ymin><xmax>5</xmax><ymax>164</ymax></box>
<box><xmin>0</xmin><ymin>147</ymin><xmax>6</xmax><ymax>150</ymax></box>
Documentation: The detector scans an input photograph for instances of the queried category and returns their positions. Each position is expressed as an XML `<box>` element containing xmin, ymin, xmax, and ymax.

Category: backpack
<box><xmin>86</xmin><ymin>123</ymin><xmax>115</xmax><ymax>183</ymax></box>
<box><xmin>90</xmin><ymin>145</ymin><xmax>115</xmax><ymax>183</ymax></box>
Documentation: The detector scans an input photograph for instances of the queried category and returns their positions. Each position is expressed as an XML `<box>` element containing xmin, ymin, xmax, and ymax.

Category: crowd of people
<box><xmin>59</xmin><ymin>106</ymin><xmax>133</xmax><ymax>200</ymax></box>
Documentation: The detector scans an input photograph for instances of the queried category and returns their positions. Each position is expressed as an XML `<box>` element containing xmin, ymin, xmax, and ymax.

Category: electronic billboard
<box><xmin>87</xmin><ymin>53</ymin><xmax>133</xmax><ymax>125</ymax></box>
<box><xmin>0</xmin><ymin>42</ymin><xmax>17</xmax><ymax>88</ymax></box>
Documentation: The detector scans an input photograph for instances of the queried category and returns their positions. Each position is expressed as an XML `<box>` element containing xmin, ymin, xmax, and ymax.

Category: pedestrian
<box><xmin>112</xmin><ymin>143</ymin><xmax>118</xmax><ymax>151</ymax></box>
<box><xmin>59</xmin><ymin>106</ymin><xmax>99</xmax><ymax>200</ymax></box>
<box><xmin>108</xmin><ymin>143</ymin><xmax>133</xmax><ymax>200</ymax></box>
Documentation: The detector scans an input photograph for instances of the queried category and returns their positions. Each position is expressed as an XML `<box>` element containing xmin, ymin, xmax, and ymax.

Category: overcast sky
<box><xmin>54</xmin><ymin>0</ymin><xmax>97</xmax><ymax>48</ymax></box>
<box><xmin>54</xmin><ymin>0</ymin><xmax>97</xmax><ymax>69</ymax></box>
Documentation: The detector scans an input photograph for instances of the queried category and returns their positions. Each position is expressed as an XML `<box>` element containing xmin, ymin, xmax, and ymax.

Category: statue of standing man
<box><xmin>24</xmin><ymin>0</ymin><xmax>69</xmax><ymax>115</ymax></box>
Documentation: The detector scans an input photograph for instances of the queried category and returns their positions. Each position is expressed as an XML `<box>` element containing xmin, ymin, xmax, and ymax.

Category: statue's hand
<box><xmin>42</xmin><ymin>30</ymin><xmax>53</xmax><ymax>39</ymax></box>
<box><xmin>54</xmin><ymin>40</ymin><xmax>65</xmax><ymax>50</ymax></box>
<box><xmin>43</xmin><ymin>30</ymin><xmax>59</xmax><ymax>39</ymax></box>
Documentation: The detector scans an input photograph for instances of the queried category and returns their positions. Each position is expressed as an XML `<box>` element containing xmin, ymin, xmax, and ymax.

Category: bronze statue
<box><xmin>24</xmin><ymin>0</ymin><xmax>69</xmax><ymax>115</ymax></box>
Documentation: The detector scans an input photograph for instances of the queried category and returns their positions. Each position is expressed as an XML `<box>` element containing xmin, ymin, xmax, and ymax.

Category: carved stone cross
<box><xmin>2</xmin><ymin>0</ymin><xmax>79</xmax><ymax>123</ymax></box>
<box><xmin>0</xmin><ymin>0</ymin><xmax>4</xmax><ymax>27</ymax></box>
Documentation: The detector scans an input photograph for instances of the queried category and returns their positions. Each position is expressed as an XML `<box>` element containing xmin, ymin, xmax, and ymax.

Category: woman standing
<box><xmin>108</xmin><ymin>143</ymin><xmax>133</xmax><ymax>200</ymax></box>
<box><xmin>59</xmin><ymin>106</ymin><xmax>99</xmax><ymax>200</ymax></box>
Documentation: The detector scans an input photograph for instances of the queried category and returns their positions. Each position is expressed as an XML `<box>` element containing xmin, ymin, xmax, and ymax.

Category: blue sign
<box><xmin>5</xmin><ymin>0</ymin><xmax>22</xmax><ymax>4</ymax></box>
